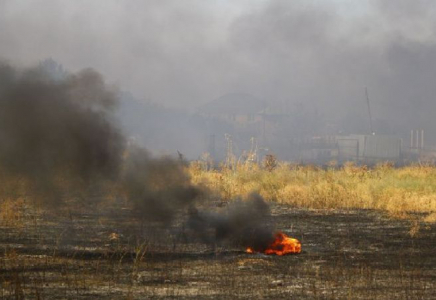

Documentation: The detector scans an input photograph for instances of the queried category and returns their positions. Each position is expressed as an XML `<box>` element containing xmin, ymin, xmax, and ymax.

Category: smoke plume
<box><xmin>122</xmin><ymin>146</ymin><xmax>202</xmax><ymax>223</ymax></box>
<box><xmin>0</xmin><ymin>63</ymin><xmax>125</xmax><ymax>203</ymax></box>
<box><xmin>187</xmin><ymin>193</ymin><xmax>275</xmax><ymax>251</ymax></box>
<box><xmin>0</xmin><ymin>61</ymin><xmax>276</xmax><ymax>250</ymax></box>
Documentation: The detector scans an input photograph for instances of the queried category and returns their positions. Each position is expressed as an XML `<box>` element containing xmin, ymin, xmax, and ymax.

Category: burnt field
<box><xmin>1</xmin><ymin>205</ymin><xmax>435</xmax><ymax>299</ymax></box>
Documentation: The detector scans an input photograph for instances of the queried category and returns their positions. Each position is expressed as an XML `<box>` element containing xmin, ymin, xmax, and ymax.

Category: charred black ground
<box><xmin>0</xmin><ymin>205</ymin><xmax>435</xmax><ymax>299</ymax></box>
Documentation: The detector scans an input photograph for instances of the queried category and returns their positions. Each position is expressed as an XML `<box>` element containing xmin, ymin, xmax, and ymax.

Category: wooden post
<box><xmin>421</xmin><ymin>130</ymin><xmax>424</xmax><ymax>149</ymax></box>
<box><xmin>411</xmin><ymin>130</ymin><xmax>413</xmax><ymax>149</ymax></box>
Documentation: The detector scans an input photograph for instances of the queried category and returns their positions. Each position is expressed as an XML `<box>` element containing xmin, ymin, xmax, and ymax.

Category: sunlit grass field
<box><xmin>189</xmin><ymin>161</ymin><xmax>436</xmax><ymax>223</ymax></box>
<box><xmin>2</xmin><ymin>160</ymin><xmax>436</xmax><ymax>226</ymax></box>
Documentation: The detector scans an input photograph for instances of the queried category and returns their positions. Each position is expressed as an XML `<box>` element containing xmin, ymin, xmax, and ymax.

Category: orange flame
<box><xmin>246</xmin><ymin>232</ymin><xmax>301</xmax><ymax>255</ymax></box>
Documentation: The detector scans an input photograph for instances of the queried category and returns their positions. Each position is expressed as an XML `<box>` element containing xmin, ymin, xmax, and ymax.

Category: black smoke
<box><xmin>0</xmin><ymin>62</ymin><xmax>276</xmax><ymax>251</ymax></box>
<box><xmin>0</xmin><ymin>63</ymin><xmax>125</xmax><ymax>204</ymax></box>
<box><xmin>187</xmin><ymin>193</ymin><xmax>275</xmax><ymax>251</ymax></box>
<box><xmin>121</xmin><ymin>146</ymin><xmax>202</xmax><ymax>223</ymax></box>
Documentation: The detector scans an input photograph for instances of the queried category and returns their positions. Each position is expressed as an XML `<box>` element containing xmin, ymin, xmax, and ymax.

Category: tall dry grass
<box><xmin>189</xmin><ymin>161</ymin><xmax>436</xmax><ymax>222</ymax></box>
<box><xmin>1</xmin><ymin>159</ymin><xmax>435</xmax><ymax>224</ymax></box>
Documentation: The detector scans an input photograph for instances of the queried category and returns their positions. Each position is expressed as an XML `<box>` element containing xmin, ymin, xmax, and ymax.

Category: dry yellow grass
<box><xmin>1</xmin><ymin>161</ymin><xmax>435</xmax><ymax>224</ymax></box>
<box><xmin>0</xmin><ymin>198</ymin><xmax>25</xmax><ymax>227</ymax></box>
<box><xmin>189</xmin><ymin>162</ymin><xmax>436</xmax><ymax>222</ymax></box>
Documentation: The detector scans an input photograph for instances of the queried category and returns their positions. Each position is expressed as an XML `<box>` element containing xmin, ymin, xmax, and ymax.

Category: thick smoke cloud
<box><xmin>122</xmin><ymin>146</ymin><xmax>202</xmax><ymax>223</ymax></box>
<box><xmin>0</xmin><ymin>62</ymin><xmax>202</xmax><ymax>216</ymax></box>
<box><xmin>0</xmin><ymin>63</ymin><xmax>125</xmax><ymax>203</ymax></box>
<box><xmin>0</xmin><ymin>62</ymin><xmax>201</xmax><ymax>224</ymax></box>
<box><xmin>187</xmin><ymin>193</ymin><xmax>274</xmax><ymax>251</ymax></box>
<box><xmin>0</xmin><ymin>62</ymin><xmax>275</xmax><ymax>250</ymax></box>
<box><xmin>2</xmin><ymin>0</ymin><xmax>435</xmax><ymax>147</ymax></box>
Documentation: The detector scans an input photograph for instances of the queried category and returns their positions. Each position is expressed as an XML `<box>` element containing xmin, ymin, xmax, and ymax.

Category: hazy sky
<box><xmin>1</xmin><ymin>0</ymin><xmax>436</xmax><ymax>139</ymax></box>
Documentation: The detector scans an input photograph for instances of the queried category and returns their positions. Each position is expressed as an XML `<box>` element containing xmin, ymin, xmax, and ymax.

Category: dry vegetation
<box><xmin>189</xmin><ymin>160</ymin><xmax>436</xmax><ymax>223</ymax></box>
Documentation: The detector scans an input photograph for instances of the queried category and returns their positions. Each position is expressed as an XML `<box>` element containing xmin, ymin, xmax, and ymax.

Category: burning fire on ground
<box><xmin>246</xmin><ymin>232</ymin><xmax>301</xmax><ymax>255</ymax></box>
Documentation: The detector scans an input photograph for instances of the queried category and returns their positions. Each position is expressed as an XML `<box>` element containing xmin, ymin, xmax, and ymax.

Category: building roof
<box><xmin>199</xmin><ymin>93</ymin><xmax>266</xmax><ymax>115</ymax></box>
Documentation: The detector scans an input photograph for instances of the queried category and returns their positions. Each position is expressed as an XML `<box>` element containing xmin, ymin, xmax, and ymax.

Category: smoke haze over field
<box><xmin>1</xmin><ymin>0</ymin><xmax>436</xmax><ymax>144</ymax></box>
<box><xmin>0</xmin><ymin>63</ymin><xmax>275</xmax><ymax>251</ymax></box>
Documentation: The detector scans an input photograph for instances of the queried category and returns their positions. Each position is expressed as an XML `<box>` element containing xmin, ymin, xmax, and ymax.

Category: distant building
<box><xmin>336</xmin><ymin>134</ymin><xmax>401</xmax><ymax>162</ymax></box>
<box><xmin>296</xmin><ymin>134</ymin><xmax>402</xmax><ymax>164</ymax></box>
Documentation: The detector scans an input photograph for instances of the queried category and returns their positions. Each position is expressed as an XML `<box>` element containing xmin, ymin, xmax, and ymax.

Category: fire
<box><xmin>246</xmin><ymin>232</ymin><xmax>301</xmax><ymax>255</ymax></box>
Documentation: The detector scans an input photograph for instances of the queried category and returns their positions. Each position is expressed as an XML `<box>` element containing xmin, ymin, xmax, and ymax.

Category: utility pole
<box><xmin>365</xmin><ymin>87</ymin><xmax>375</xmax><ymax>135</ymax></box>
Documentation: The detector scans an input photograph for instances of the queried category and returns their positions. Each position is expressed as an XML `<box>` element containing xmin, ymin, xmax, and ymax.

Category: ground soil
<box><xmin>0</xmin><ymin>204</ymin><xmax>435</xmax><ymax>299</ymax></box>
